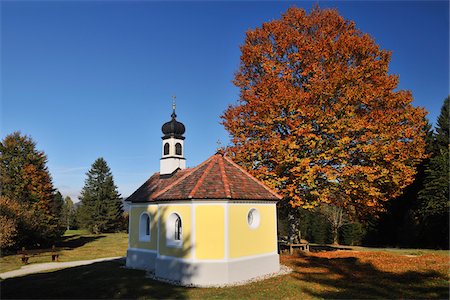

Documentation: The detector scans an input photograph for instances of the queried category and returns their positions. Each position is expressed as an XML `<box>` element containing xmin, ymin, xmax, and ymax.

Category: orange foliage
<box><xmin>221</xmin><ymin>6</ymin><xmax>428</xmax><ymax>214</ymax></box>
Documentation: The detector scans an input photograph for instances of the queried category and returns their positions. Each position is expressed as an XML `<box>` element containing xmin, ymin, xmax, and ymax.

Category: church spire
<box><xmin>160</xmin><ymin>97</ymin><xmax>186</xmax><ymax>175</ymax></box>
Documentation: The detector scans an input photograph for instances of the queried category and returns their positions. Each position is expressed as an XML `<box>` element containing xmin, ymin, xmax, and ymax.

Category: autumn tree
<box><xmin>0</xmin><ymin>196</ymin><xmax>23</xmax><ymax>249</ymax></box>
<box><xmin>222</xmin><ymin>7</ymin><xmax>428</xmax><ymax>222</ymax></box>
<box><xmin>0</xmin><ymin>132</ymin><xmax>65</xmax><ymax>248</ymax></box>
<box><xmin>78</xmin><ymin>158</ymin><xmax>123</xmax><ymax>234</ymax></box>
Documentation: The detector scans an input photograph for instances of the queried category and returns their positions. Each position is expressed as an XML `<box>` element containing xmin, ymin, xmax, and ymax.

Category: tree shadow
<box><xmin>127</xmin><ymin>205</ymin><xmax>198</xmax><ymax>287</ymax></box>
<box><xmin>291</xmin><ymin>254</ymin><xmax>448</xmax><ymax>299</ymax></box>
<box><xmin>55</xmin><ymin>234</ymin><xmax>105</xmax><ymax>250</ymax></box>
<box><xmin>309</xmin><ymin>244</ymin><xmax>352</xmax><ymax>252</ymax></box>
<box><xmin>0</xmin><ymin>235</ymin><xmax>104</xmax><ymax>259</ymax></box>
<box><xmin>1</xmin><ymin>258</ymin><xmax>190</xmax><ymax>299</ymax></box>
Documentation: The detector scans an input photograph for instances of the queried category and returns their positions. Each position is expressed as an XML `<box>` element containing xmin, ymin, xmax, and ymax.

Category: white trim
<box><xmin>128</xmin><ymin>248</ymin><xmax>158</xmax><ymax>254</ymax></box>
<box><xmin>128</xmin><ymin>206</ymin><xmax>132</xmax><ymax>248</ymax></box>
<box><xmin>156</xmin><ymin>205</ymin><xmax>160</xmax><ymax>254</ymax></box>
<box><xmin>191</xmin><ymin>201</ymin><xmax>228</xmax><ymax>205</ymax></box>
<box><xmin>128</xmin><ymin>203</ymin><xmax>158</xmax><ymax>208</ymax></box>
<box><xmin>273</xmin><ymin>204</ymin><xmax>278</xmax><ymax>249</ymax></box>
<box><xmin>153</xmin><ymin>200</ymin><xmax>276</xmax><ymax>205</ymax></box>
<box><xmin>167</xmin><ymin>240</ymin><xmax>183</xmax><ymax>248</ymax></box>
<box><xmin>228</xmin><ymin>252</ymin><xmax>278</xmax><ymax>262</ymax></box>
<box><xmin>228</xmin><ymin>202</ymin><xmax>275</xmax><ymax>206</ymax></box>
<box><xmin>191</xmin><ymin>202</ymin><xmax>196</xmax><ymax>259</ymax></box>
<box><xmin>128</xmin><ymin>201</ymin><xmax>276</xmax><ymax>206</ymax></box>
<box><xmin>157</xmin><ymin>251</ymin><xmax>277</xmax><ymax>264</ymax></box>
<box><xmin>224</xmin><ymin>203</ymin><xmax>229</xmax><ymax>260</ymax></box>
<box><xmin>158</xmin><ymin>203</ymin><xmax>192</xmax><ymax>207</ymax></box>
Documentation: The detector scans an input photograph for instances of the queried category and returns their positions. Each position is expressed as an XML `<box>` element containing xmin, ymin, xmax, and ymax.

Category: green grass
<box><xmin>63</xmin><ymin>229</ymin><xmax>90</xmax><ymax>236</ymax></box>
<box><xmin>1</xmin><ymin>232</ymin><xmax>448</xmax><ymax>299</ymax></box>
<box><xmin>0</xmin><ymin>230</ymin><xmax>128</xmax><ymax>273</ymax></box>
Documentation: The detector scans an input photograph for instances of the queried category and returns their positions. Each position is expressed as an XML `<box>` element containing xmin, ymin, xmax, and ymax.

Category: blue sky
<box><xmin>1</xmin><ymin>1</ymin><xmax>448</xmax><ymax>201</ymax></box>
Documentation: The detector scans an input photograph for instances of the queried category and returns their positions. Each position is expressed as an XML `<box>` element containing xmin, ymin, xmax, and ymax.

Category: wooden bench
<box><xmin>278</xmin><ymin>240</ymin><xmax>310</xmax><ymax>254</ymax></box>
<box><xmin>17</xmin><ymin>246</ymin><xmax>61</xmax><ymax>264</ymax></box>
<box><xmin>51</xmin><ymin>245</ymin><xmax>59</xmax><ymax>262</ymax></box>
<box><xmin>288</xmin><ymin>242</ymin><xmax>309</xmax><ymax>254</ymax></box>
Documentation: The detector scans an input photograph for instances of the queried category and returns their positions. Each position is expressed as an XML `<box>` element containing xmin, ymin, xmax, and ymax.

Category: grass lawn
<box><xmin>1</xmin><ymin>239</ymin><xmax>448</xmax><ymax>299</ymax></box>
<box><xmin>0</xmin><ymin>230</ymin><xmax>128</xmax><ymax>273</ymax></box>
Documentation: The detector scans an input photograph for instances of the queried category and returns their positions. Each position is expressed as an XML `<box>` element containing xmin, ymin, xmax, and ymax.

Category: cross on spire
<box><xmin>171</xmin><ymin>95</ymin><xmax>177</xmax><ymax>118</ymax></box>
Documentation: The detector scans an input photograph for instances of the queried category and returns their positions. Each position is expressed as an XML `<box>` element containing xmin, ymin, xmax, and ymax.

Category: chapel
<box><xmin>125</xmin><ymin>104</ymin><xmax>281</xmax><ymax>286</ymax></box>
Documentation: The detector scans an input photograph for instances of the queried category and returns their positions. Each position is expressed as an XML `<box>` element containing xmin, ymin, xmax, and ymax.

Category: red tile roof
<box><xmin>126</xmin><ymin>153</ymin><xmax>281</xmax><ymax>202</ymax></box>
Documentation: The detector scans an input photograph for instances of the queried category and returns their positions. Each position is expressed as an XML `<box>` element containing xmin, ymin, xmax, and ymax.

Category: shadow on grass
<box><xmin>56</xmin><ymin>234</ymin><xmax>105</xmax><ymax>250</ymax></box>
<box><xmin>309</xmin><ymin>245</ymin><xmax>352</xmax><ymax>252</ymax></box>
<box><xmin>1</xmin><ymin>259</ymin><xmax>189</xmax><ymax>299</ymax></box>
<box><xmin>292</xmin><ymin>254</ymin><xmax>449</xmax><ymax>299</ymax></box>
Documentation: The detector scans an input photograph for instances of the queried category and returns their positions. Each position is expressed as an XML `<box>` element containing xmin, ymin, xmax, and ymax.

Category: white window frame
<box><xmin>247</xmin><ymin>208</ymin><xmax>260</xmax><ymax>229</ymax></box>
<box><xmin>163</xmin><ymin>143</ymin><xmax>170</xmax><ymax>156</ymax></box>
<box><xmin>175</xmin><ymin>142</ymin><xmax>182</xmax><ymax>156</ymax></box>
<box><xmin>139</xmin><ymin>212</ymin><xmax>151</xmax><ymax>242</ymax></box>
<box><xmin>166</xmin><ymin>212</ymin><xmax>183</xmax><ymax>248</ymax></box>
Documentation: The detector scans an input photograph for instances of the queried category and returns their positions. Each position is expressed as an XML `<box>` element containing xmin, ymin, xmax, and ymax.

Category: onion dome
<box><xmin>162</xmin><ymin>110</ymin><xmax>185</xmax><ymax>139</ymax></box>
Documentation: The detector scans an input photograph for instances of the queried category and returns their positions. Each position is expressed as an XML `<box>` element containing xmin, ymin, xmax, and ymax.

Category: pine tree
<box><xmin>417</xmin><ymin>96</ymin><xmax>449</xmax><ymax>249</ymax></box>
<box><xmin>52</xmin><ymin>191</ymin><xmax>64</xmax><ymax>220</ymax></box>
<box><xmin>370</xmin><ymin>120</ymin><xmax>434</xmax><ymax>248</ymax></box>
<box><xmin>78</xmin><ymin>158</ymin><xmax>123</xmax><ymax>234</ymax></box>
<box><xmin>0</xmin><ymin>132</ymin><xmax>64</xmax><ymax>247</ymax></box>
<box><xmin>436</xmin><ymin>96</ymin><xmax>449</xmax><ymax>150</ymax></box>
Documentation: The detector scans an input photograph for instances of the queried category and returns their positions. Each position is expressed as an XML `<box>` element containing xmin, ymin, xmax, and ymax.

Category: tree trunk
<box><xmin>331</xmin><ymin>225</ymin><xmax>339</xmax><ymax>245</ymax></box>
<box><xmin>288</xmin><ymin>207</ymin><xmax>301</xmax><ymax>244</ymax></box>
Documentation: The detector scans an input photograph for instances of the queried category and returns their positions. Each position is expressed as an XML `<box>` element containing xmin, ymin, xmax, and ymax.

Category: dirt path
<box><xmin>0</xmin><ymin>256</ymin><xmax>123</xmax><ymax>279</ymax></box>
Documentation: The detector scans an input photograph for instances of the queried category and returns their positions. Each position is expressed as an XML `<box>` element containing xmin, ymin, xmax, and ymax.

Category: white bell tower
<box><xmin>160</xmin><ymin>97</ymin><xmax>186</xmax><ymax>175</ymax></box>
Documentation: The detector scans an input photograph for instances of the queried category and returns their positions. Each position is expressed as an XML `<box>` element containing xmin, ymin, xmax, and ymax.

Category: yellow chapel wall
<box><xmin>195</xmin><ymin>205</ymin><xmax>225</xmax><ymax>260</ymax></box>
<box><xmin>228</xmin><ymin>203</ymin><xmax>277</xmax><ymax>258</ymax></box>
<box><xmin>129</xmin><ymin>205</ymin><xmax>158</xmax><ymax>250</ymax></box>
<box><xmin>158</xmin><ymin>204</ymin><xmax>192</xmax><ymax>259</ymax></box>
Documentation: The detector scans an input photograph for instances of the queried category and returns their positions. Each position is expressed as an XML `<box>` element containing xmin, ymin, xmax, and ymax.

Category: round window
<box><xmin>247</xmin><ymin>208</ymin><xmax>260</xmax><ymax>229</ymax></box>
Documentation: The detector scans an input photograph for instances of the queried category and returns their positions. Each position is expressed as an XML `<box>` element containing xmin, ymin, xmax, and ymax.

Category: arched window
<box><xmin>175</xmin><ymin>216</ymin><xmax>182</xmax><ymax>240</ymax></box>
<box><xmin>163</xmin><ymin>143</ymin><xmax>170</xmax><ymax>155</ymax></box>
<box><xmin>139</xmin><ymin>213</ymin><xmax>151</xmax><ymax>241</ymax></box>
<box><xmin>175</xmin><ymin>143</ymin><xmax>182</xmax><ymax>155</ymax></box>
<box><xmin>166</xmin><ymin>213</ymin><xmax>182</xmax><ymax>247</ymax></box>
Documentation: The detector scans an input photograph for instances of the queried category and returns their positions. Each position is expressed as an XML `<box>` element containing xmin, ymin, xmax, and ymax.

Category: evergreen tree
<box><xmin>0</xmin><ymin>132</ymin><xmax>64</xmax><ymax>247</ymax></box>
<box><xmin>417</xmin><ymin>97</ymin><xmax>449</xmax><ymax>249</ymax></box>
<box><xmin>52</xmin><ymin>191</ymin><xmax>64</xmax><ymax>220</ymax></box>
<box><xmin>307</xmin><ymin>209</ymin><xmax>331</xmax><ymax>244</ymax></box>
<box><xmin>368</xmin><ymin>121</ymin><xmax>434</xmax><ymax>248</ymax></box>
<box><xmin>436</xmin><ymin>96</ymin><xmax>449</xmax><ymax>150</ymax></box>
<box><xmin>78</xmin><ymin>158</ymin><xmax>123</xmax><ymax>234</ymax></box>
